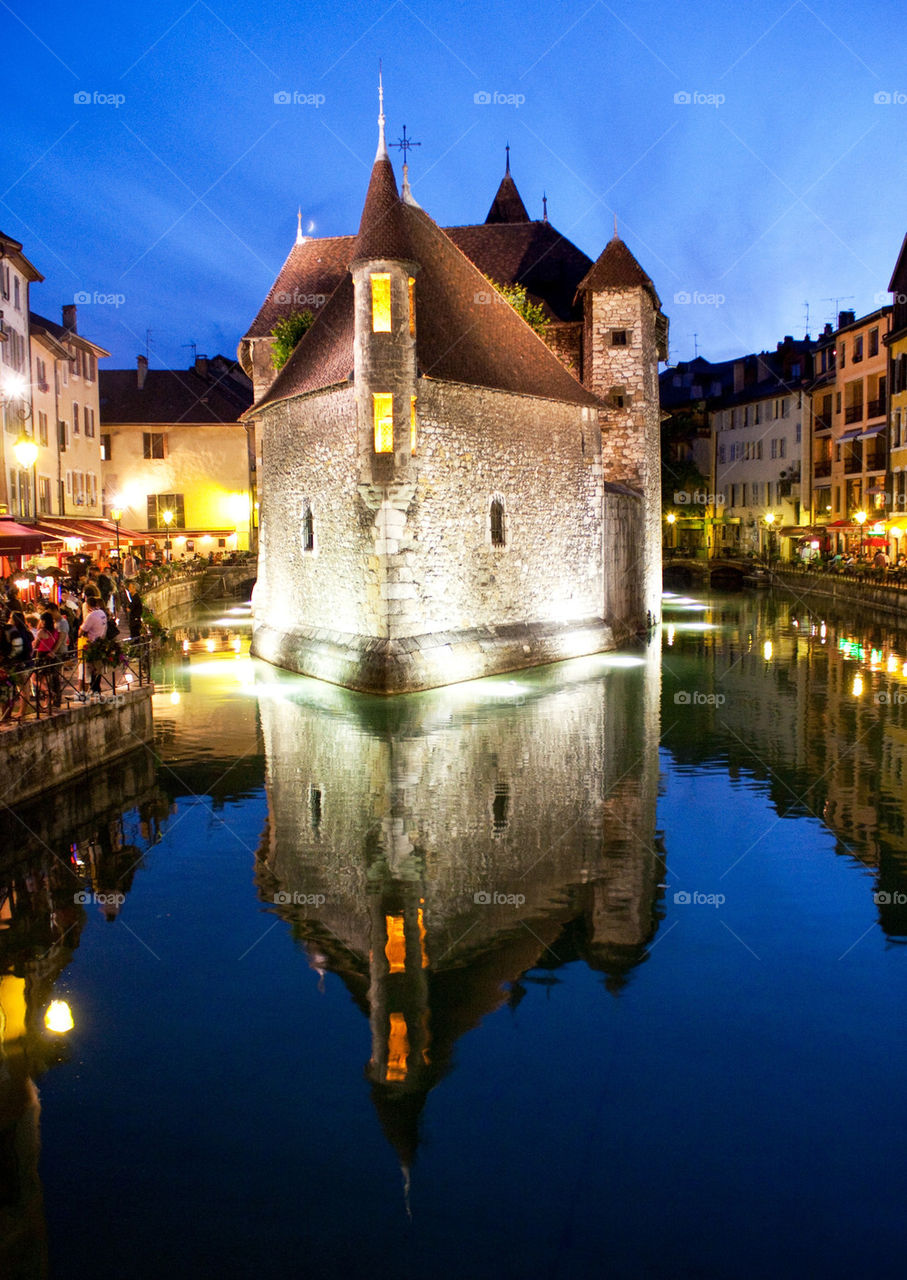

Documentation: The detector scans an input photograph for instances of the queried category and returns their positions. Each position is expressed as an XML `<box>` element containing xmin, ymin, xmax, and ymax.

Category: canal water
<box><xmin>1</xmin><ymin>589</ymin><xmax>906</xmax><ymax>1279</ymax></box>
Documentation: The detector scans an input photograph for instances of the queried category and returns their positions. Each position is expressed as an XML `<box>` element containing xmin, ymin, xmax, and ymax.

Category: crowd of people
<box><xmin>0</xmin><ymin>556</ymin><xmax>144</xmax><ymax>723</ymax></box>
<box><xmin>799</xmin><ymin>547</ymin><xmax>907</xmax><ymax>577</ymax></box>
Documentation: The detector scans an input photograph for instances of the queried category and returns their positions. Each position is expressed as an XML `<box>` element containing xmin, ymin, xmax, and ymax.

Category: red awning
<box><xmin>29</xmin><ymin>517</ymin><xmax>147</xmax><ymax>546</ymax></box>
<box><xmin>0</xmin><ymin>518</ymin><xmax>47</xmax><ymax>554</ymax></box>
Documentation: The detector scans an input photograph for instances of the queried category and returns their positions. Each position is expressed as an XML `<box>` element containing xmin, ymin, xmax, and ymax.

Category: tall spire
<box><xmin>542</xmin><ymin>192</ymin><xmax>548</xmax><ymax>223</ymax></box>
<box><xmin>376</xmin><ymin>60</ymin><xmax>388</xmax><ymax>161</ymax></box>
<box><xmin>295</xmin><ymin>207</ymin><xmax>304</xmax><ymax>245</ymax></box>
<box><xmin>613</xmin><ymin>212</ymin><xmax>618</xmax><ymax>240</ymax></box>
<box><xmin>505</xmin><ymin>142</ymin><xmax>510</xmax><ymax>175</ymax></box>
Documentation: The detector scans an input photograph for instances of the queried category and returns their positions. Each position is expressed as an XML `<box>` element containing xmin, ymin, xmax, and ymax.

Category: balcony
<box><xmin>844</xmin><ymin>452</ymin><xmax>863</xmax><ymax>475</ymax></box>
<box><xmin>814</xmin><ymin>415</ymin><xmax>832</xmax><ymax>432</ymax></box>
<box><xmin>867</xmin><ymin>397</ymin><xmax>886</xmax><ymax>418</ymax></box>
<box><xmin>844</xmin><ymin>405</ymin><xmax>864</xmax><ymax>425</ymax></box>
<box><xmin>865</xmin><ymin>450</ymin><xmax>886</xmax><ymax>473</ymax></box>
<box><xmin>813</xmin><ymin>460</ymin><xmax>832</xmax><ymax>478</ymax></box>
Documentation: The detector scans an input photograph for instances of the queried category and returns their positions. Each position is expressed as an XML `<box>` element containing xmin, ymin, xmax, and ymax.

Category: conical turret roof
<box><xmin>351</xmin><ymin>154</ymin><xmax>417</xmax><ymax>265</ymax></box>
<box><xmin>485</xmin><ymin>172</ymin><xmax>530</xmax><ymax>224</ymax></box>
<box><xmin>576</xmin><ymin>234</ymin><xmax>661</xmax><ymax>307</ymax></box>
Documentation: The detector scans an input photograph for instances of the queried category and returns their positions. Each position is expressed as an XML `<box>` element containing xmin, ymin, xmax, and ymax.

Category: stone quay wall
<box><xmin>772</xmin><ymin>568</ymin><xmax>907</xmax><ymax>618</ymax></box>
<box><xmin>1</xmin><ymin>685</ymin><xmax>155</xmax><ymax>808</ymax></box>
<box><xmin>143</xmin><ymin>564</ymin><xmax>257</xmax><ymax>626</ymax></box>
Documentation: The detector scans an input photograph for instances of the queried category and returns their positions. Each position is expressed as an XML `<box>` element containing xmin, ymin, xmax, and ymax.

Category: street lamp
<box><xmin>763</xmin><ymin>511</ymin><xmax>776</xmax><ymax>564</ymax></box>
<box><xmin>665</xmin><ymin>511</ymin><xmax>676</xmax><ymax>556</ymax></box>
<box><xmin>162</xmin><ymin>507</ymin><xmax>173</xmax><ymax>562</ymax></box>
<box><xmin>13</xmin><ymin>430</ymin><xmax>38</xmax><ymax>519</ymax></box>
<box><xmin>854</xmin><ymin>509</ymin><xmax>867</xmax><ymax>558</ymax></box>
<box><xmin>110</xmin><ymin>507</ymin><xmax>123</xmax><ymax>559</ymax></box>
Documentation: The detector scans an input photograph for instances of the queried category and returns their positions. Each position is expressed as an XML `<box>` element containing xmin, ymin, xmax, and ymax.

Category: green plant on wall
<box><xmin>484</xmin><ymin>277</ymin><xmax>549</xmax><ymax>337</ymax></box>
<box><xmin>270</xmin><ymin>310</ymin><xmax>315</xmax><ymax>370</ymax></box>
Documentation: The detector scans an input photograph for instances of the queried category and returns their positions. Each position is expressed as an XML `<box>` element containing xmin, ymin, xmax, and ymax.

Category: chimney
<box><xmin>733</xmin><ymin>360</ymin><xmax>744</xmax><ymax>393</ymax></box>
<box><xmin>838</xmin><ymin>310</ymin><xmax>855</xmax><ymax>329</ymax></box>
<box><xmin>195</xmin><ymin>354</ymin><xmax>208</xmax><ymax>378</ymax></box>
<box><xmin>62</xmin><ymin>303</ymin><xmax>77</xmax><ymax>334</ymax></box>
<box><xmin>137</xmin><ymin>354</ymin><xmax>148</xmax><ymax>389</ymax></box>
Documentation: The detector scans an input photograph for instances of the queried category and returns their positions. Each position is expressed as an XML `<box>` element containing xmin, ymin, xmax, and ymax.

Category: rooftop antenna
<box><xmin>803</xmin><ymin>300</ymin><xmax>810</xmax><ymax>337</ymax></box>
<box><xmin>693</xmin><ymin>332</ymin><xmax>699</xmax><ymax>358</ymax></box>
<box><xmin>821</xmin><ymin>296</ymin><xmax>855</xmax><ymax>327</ymax></box>
<box><xmin>182</xmin><ymin>341</ymin><xmax>197</xmax><ymax>363</ymax></box>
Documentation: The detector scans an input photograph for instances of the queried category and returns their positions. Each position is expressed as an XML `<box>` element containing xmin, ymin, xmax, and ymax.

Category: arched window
<box><xmin>490</xmin><ymin>497</ymin><xmax>505</xmax><ymax>547</ymax></box>
<box><xmin>301</xmin><ymin>501</ymin><xmax>314</xmax><ymax>552</ymax></box>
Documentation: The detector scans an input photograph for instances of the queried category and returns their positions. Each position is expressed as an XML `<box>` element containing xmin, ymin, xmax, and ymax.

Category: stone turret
<box><xmin>577</xmin><ymin>233</ymin><xmax>668</xmax><ymax>628</ymax></box>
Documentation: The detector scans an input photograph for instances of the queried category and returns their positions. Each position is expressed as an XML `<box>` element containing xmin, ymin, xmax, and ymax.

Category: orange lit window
<box><xmin>371</xmin><ymin>273</ymin><xmax>391</xmax><ymax>332</ymax></box>
<box><xmin>408</xmin><ymin>276</ymin><xmax>416</xmax><ymax>336</ymax></box>
<box><xmin>385</xmin><ymin>914</ymin><xmax>406</xmax><ymax>973</ymax></box>
<box><xmin>373</xmin><ymin>393</ymin><xmax>394</xmax><ymax>452</ymax></box>
<box><xmin>410</xmin><ymin>396</ymin><xmax>417</xmax><ymax>455</ymax></box>
<box><xmin>386</xmin><ymin>1012</ymin><xmax>409</xmax><ymax>1082</ymax></box>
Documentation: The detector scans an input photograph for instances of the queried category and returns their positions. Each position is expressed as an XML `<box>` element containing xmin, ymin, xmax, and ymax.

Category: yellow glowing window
<box><xmin>410</xmin><ymin>396</ymin><xmax>417</xmax><ymax>455</ymax></box>
<box><xmin>374</xmin><ymin>393</ymin><xmax>394</xmax><ymax>452</ymax></box>
<box><xmin>385</xmin><ymin>914</ymin><xmax>406</xmax><ymax>973</ymax></box>
<box><xmin>371</xmin><ymin>273</ymin><xmax>391</xmax><ymax>332</ymax></box>
<box><xmin>408</xmin><ymin>276</ymin><xmax>416</xmax><ymax>336</ymax></box>
<box><xmin>386</xmin><ymin>1012</ymin><xmax>409</xmax><ymax>1082</ymax></box>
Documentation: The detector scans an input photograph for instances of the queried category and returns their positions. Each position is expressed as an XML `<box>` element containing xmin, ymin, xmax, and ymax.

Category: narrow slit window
<box><xmin>410</xmin><ymin>395</ymin><xmax>417</xmax><ymax>454</ymax></box>
<box><xmin>490</xmin><ymin>497</ymin><xmax>505</xmax><ymax>547</ymax></box>
<box><xmin>371</xmin><ymin>273</ymin><xmax>391</xmax><ymax>332</ymax></box>
<box><xmin>408</xmin><ymin>276</ymin><xmax>416</xmax><ymax>336</ymax></box>
<box><xmin>373</xmin><ymin>393</ymin><xmax>394</xmax><ymax>452</ymax></box>
<box><xmin>302</xmin><ymin>503</ymin><xmax>314</xmax><ymax>552</ymax></box>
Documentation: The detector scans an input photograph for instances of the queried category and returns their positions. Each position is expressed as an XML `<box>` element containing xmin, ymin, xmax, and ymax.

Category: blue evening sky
<box><xmin>2</xmin><ymin>0</ymin><xmax>904</xmax><ymax>371</ymax></box>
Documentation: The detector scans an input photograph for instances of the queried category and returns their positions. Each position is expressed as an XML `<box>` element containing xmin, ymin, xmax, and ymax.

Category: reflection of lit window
<box><xmin>374</xmin><ymin>393</ymin><xmax>393</xmax><ymax>452</ymax></box>
<box><xmin>410</xmin><ymin>396</ymin><xmax>417</xmax><ymax>454</ymax></box>
<box><xmin>408</xmin><ymin>276</ymin><xmax>416</xmax><ymax>336</ymax></box>
<box><xmin>371</xmin><ymin>274</ymin><xmax>391</xmax><ymax>332</ymax></box>
<box><xmin>493</xmin><ymin>783</ymin><xmax>509</xmax><ymax>832</ymax></box>
<box><xmin>310</xmin><ymin>786</ymin><xmax>322</xmax><ymax>832</ymax></box>
<box><xmin>386</xmin><ymin>1012</ymin><xmax>409</xmax><ymax>1082</ymax></box>
<box><xmin>417</xmin><ymin>906</ymin><xmax>428</xmax><ymax>968</ymax></box>
<box><xmin>385</xmin><ymin>915</ymin><xmax>406</xmax><ymax>973</ymax></box>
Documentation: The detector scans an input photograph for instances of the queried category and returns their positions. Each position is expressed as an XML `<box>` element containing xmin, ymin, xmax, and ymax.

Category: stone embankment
<box><xmin>771</xmin><ymin>568</ymin><xmax>907</xmax><ymax>618</ymax></box>
<box><xmin>143</xmin><ymin>563</ymin><xmax>256</xmax><ymax>627</ymax></box>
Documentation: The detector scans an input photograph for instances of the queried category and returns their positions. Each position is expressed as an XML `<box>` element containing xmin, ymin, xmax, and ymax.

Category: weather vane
<box><xmin>391</xmin><ymin>125</ymin><xmax>421</xmax><ymax>164</ymax></box>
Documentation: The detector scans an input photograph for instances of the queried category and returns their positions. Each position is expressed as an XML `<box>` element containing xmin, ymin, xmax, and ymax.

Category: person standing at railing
<box><xmin>78</xmin><ymin>600</ymin><xmax>107</xmax><ymax>695</ymax></box>
<box><xmin>0</xmin><ymin>610</ymin><xmax>34</xmax><ymax>722</ymax></box>
<box><xmin>34</xmin><ymin>611</ymin><xmax>64</xmax><ymax>708</ymax></box>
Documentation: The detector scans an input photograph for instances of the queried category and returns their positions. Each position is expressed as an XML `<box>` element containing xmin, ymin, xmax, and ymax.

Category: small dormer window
<box><xmin>301</xmin><ymin>501</ymin><xmax>314</xmax><ymax>552</ymax></box>
<box><xmin>490</xmin><ymin>496</ymin><xmax>505</xmax><ymax>547</ymax></box>
<box><xmin>408</xmin><ymin>277</ymin><xmax>416</xmax><ymax>336</ymax></box>
<box><xmin>611</xmin><ymin>329</ymin><xmax>628</xmax><ymax>346</ymax></box>
<box><xmin>371</xmin><ymin>274</ymin><xmax>391</xmax><ymax>332</ymax></box>
<box><xmin>373</xmin><ymin>393</ymin><xmax>394</xmax><ymax>452</ymax></box>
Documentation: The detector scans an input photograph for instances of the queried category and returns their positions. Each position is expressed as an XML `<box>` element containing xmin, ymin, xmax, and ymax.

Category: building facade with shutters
<box><xmin>98</xmin><ymin>355</ymin><xmax>254</xmax><ymax>555</ymax></box>
<box><xmin>241</xmin><ymin>106</ymin><xmax>667</xmax><ymax>693</ymax></box>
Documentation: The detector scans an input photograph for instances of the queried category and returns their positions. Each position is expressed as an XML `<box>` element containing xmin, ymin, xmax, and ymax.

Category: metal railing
<box><xmin>844</xmin><ymin>405</ymin><xmax>864</xmax><ymax>424</ymax></box>
<box><xmin>0</xmin><ymin>638</ymin><xmax>153</xmax><ymax>726</ymax></box>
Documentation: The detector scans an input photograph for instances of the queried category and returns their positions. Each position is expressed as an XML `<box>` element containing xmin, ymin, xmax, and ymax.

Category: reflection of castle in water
<box><xmin>255</xmin><ymin>645</ymin><xmax>663</xmax><ymax>1171</ymax></box>
<box><xmin>0</xmin><ymin>753</ymin><xmax>168</xmax><ymax>1278</ymax></box>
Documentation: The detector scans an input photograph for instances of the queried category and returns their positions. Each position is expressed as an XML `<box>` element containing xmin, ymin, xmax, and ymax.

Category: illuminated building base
<box><xmin>251</xmin><ymin>617</ymin><xmax>619</xmax><ymax>694</ymax></box>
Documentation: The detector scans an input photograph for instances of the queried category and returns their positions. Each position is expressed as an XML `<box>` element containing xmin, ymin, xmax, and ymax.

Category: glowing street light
<box><xmin>13</xmin><ymin>430</ymin><xmax>39</xmax><ymax>519</ymax></box>
<box><xmin>763</xmin><ymin>511</ymin><xmax>776</xmax><ymax>564</ymax></box>
<box><xmin>44</xmin><ymin>1000</ymin><xmax>74</xmax><ymax>1034</ymax></box>
<box><xmin>110</xmin><ymin>506</ymin><xmax>123</xmax><ymax>559</ymax></box>
<box><xmin>162</xmin><ymin>507</ymin><xmax>174</xmax><ymax>562</ymax></box>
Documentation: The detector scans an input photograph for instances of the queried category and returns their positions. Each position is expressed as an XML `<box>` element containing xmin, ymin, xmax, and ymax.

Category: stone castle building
<box><xmin>240</xmin><ymin>96</ymin><xmax>667</xmax><ymax>693</ymax></box>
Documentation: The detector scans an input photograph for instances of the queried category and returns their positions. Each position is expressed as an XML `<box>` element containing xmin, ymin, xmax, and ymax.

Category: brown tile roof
<box><xmin>244</xmin><ymin>235</ymin><xmax>353</xmax><ymax>339</ymax></box>
<box><xmin>485</xmin><ymin>173</ymin><xmax>529</xmax><ymax>224</ymax></box>
<box><xmin>252</xmin><ymin>274</ymin><xmax>355</xmax><ymax>406</ymax></box>
<box><xmin>100</xmin><ymin>361</ymin><xmax>252</xmax><ymax>425</ymax></box>
<box><xmin>446</xmin><ymin>221</ymin><xmax>592</xmax><ymax>322</ymax></box>
<box><xmin>252</xmin><ymin>162</ymin><xmax>598</xmax><ymax>414</ymax></box>
<box><xmin>576</xmin><ymin>235</ymin><xmax>661</xmax><ymax>307</ymax></box>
